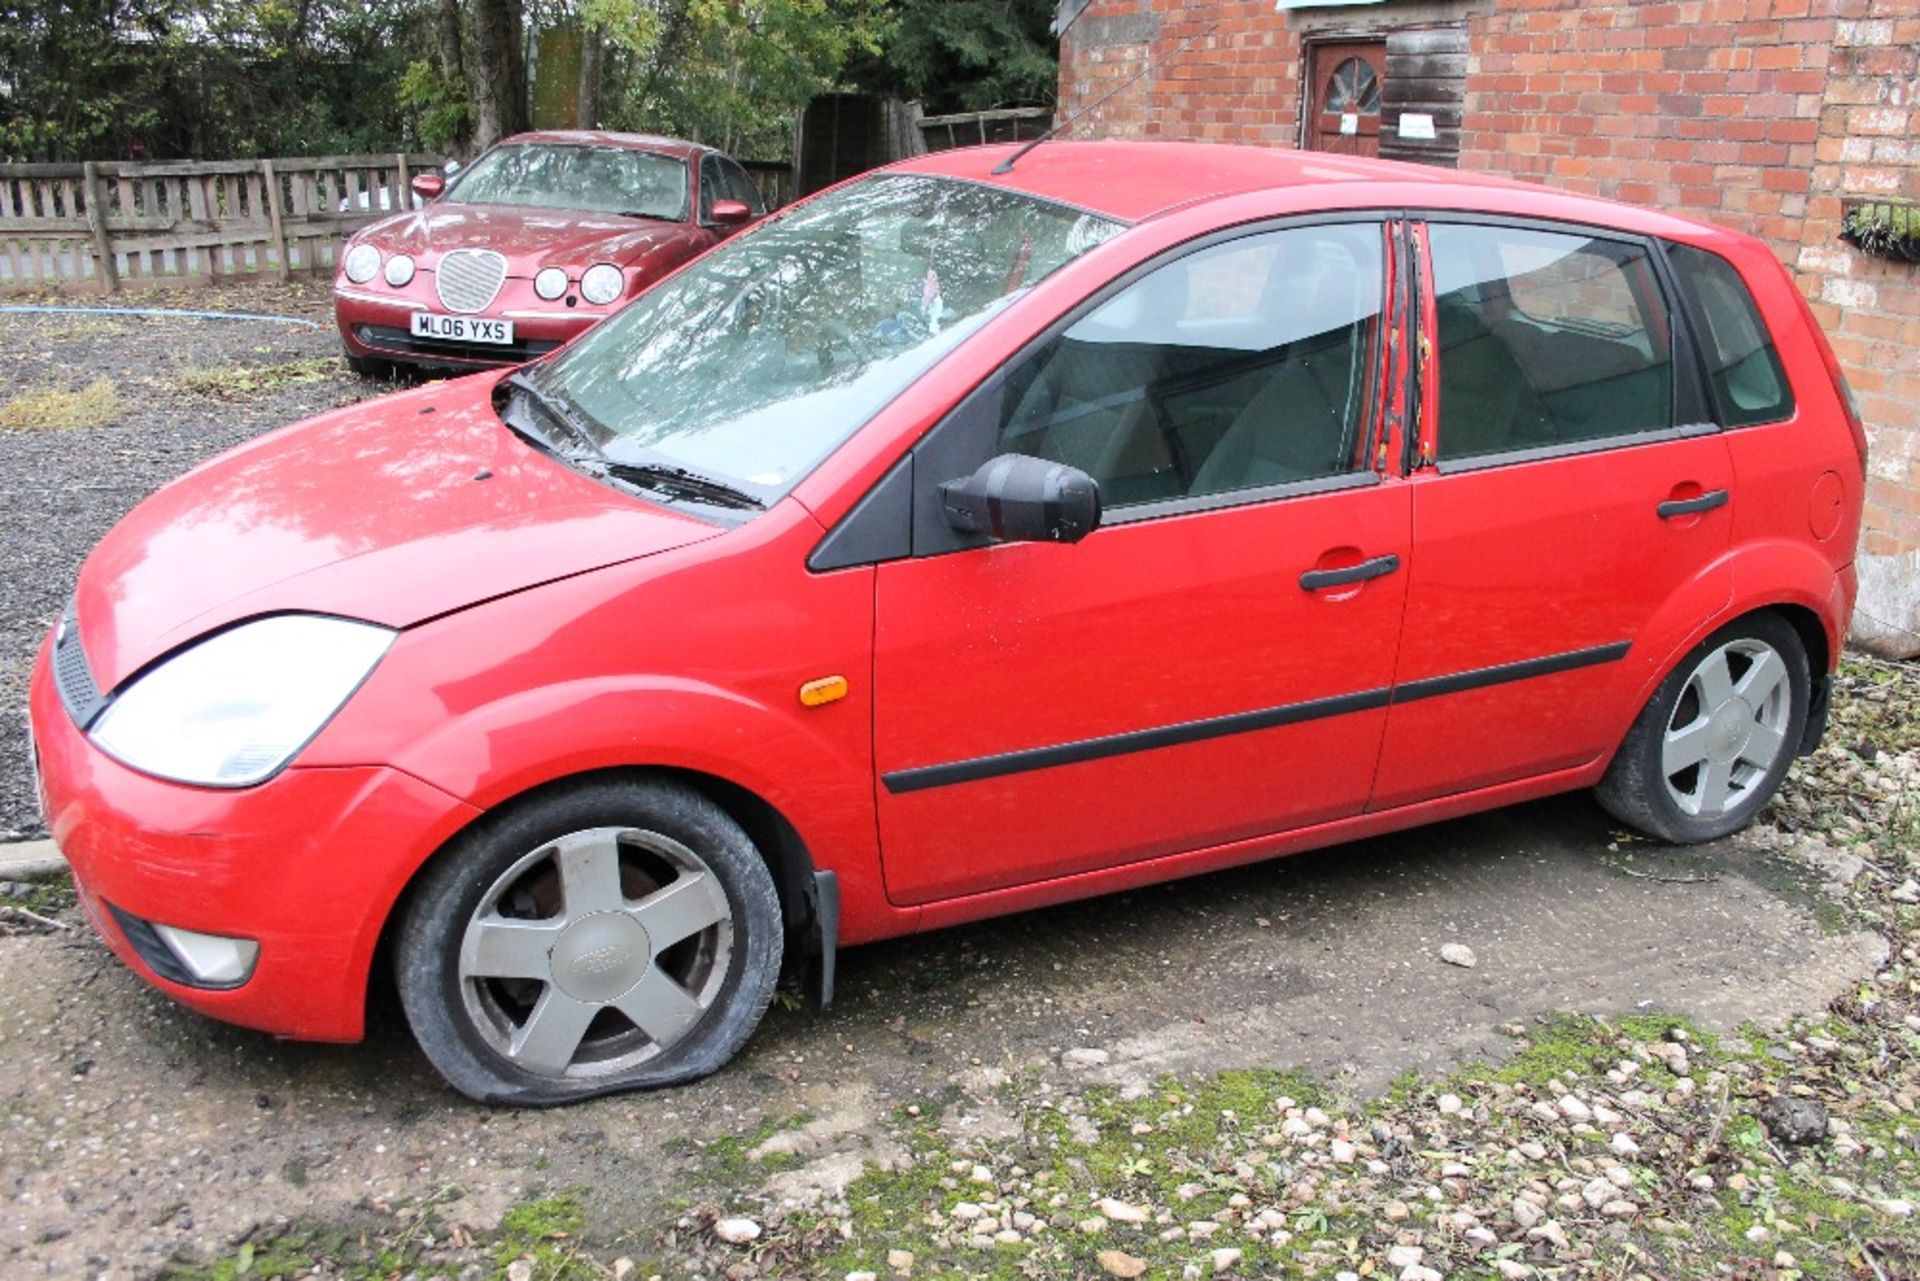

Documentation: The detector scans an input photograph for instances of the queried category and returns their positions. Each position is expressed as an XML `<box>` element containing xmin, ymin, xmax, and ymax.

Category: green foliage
<box><xmin>586</xmin><ymin>0</ymin><xmax>889</xmax><ymax>159</ymax></box>
<box><xmin>1</xmin><ymin>1</ymin><xmax>434</xmax><ymax>161</ymax></box>
<box><xmin>0</xmin><ymin>0</ymin><xmax>1060</xmax><ymax>166</ymax></box>
<box><xmin>851</xmin><ymin>0</ymin><xmax>1058</xmax><ymax>114</ymax></box>
<box><xmin>398</xmin><ymin>55</ymin><xmax>473</xmax><ymax>153</ymax></box>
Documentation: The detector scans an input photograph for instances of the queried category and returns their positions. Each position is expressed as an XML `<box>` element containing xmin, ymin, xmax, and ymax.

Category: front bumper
<box><xmin>29</xmin><ymin>634</ymin><xmax>480</xmax><ymax>1041</ymax></box>
<box><xmin>334</xmin><ymin>279</ymin><xmax>605</xmax><ymax>369</ymax></box>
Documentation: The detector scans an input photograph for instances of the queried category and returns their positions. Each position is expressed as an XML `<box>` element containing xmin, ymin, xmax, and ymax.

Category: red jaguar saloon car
<box><xmin>33</xmin><ymin>141</ymin><xmax>1863</xmax><ymax>1105</ymax></box>
<box><xmin>333</xmin><ymin>130</ymin><xmax>766</xmax><ymax>374</ymax></box>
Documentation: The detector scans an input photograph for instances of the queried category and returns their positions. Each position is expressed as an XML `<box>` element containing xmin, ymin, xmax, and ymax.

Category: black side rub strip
<box><xmin>1390</xmin><ymin>640</ymin><xmax>1633</xmax><ymax>705</ymax></box>
<box><xmin>881</xmin><ymin>640</ymin><xmax>1632</xmax><ymax>794</ymax></box>
<box><xmin>883</xmin><ymin>688</ymin><xmax>1393</xmax><ymax>795</ymax></box>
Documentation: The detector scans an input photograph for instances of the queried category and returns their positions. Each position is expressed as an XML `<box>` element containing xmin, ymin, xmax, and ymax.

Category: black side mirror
<box><xmin>939</xmin><ymin>454</ymin><xmax>1102</xmax><ymax>545</ymax></box>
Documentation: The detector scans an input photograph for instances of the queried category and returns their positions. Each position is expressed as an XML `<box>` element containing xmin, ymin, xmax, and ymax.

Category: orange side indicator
<box><xmin>798</xmin><ymin>675</ymin><xmax>849</xmax><ymax>707</ymax></box>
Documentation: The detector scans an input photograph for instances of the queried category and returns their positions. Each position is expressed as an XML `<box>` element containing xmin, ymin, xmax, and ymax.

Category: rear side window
<box><xmin>994</xmin><ymin>223</ymin><xmax>1386</xmax><ymax>509</ymax></box>
<box><xmin>1666</xmin><ymin>243</ymin><xmax>1792</xmax><ymax>427</ymax></box>
<box><xmin>1429</xmin><ymin>224</ymin><xmax>1674</xmax><ymax>460</ymax></box>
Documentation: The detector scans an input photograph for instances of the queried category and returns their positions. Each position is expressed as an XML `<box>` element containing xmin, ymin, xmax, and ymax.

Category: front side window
<box><xmin>995</xmin><ymin>223</ymin><xmax>1385</xmax><ymax>508</ymax></box>
<box><xmin>721</xmin><ymin>158</ymin><xmax>767</xmax><ymax>216</ymax></box>
<box><xmin>530</xmin><ymin>175</ymin><xmax>1121</xmax><ymax>499</ymax></box>
<box><xmin>445</xmin><ymin>144</ymin><xmax>691</xmax><ymax>221</ymax></box>
<box><xmin>1666</xmin><ymin>242</ymin><xmax>1792</xmax><ymax>427</ymax></box>
<box><xmin>1430</xmin><ymin>224</ymin><xmax>1674</xmax><ymax>460</ymax></box>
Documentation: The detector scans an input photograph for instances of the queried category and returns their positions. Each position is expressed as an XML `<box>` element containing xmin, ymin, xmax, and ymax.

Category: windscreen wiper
<box><xmin>503</xmin><ymin>370</ymin><xmax>607</xmax><ymax>462</ymax></box>
<box><xmin>601</xmin><ymin>460</ymin><xmax>766</xmax><ymax>510</ymax></box>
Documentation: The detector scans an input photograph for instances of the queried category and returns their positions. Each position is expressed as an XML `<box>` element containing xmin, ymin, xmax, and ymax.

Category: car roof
<box><xmin>888</xmin><ymin>141</ymin><xmax>1726</xmax><ymax>243</ymax></box>
<box><xmin>497</xmin><ymin>131</ymin><xmax>711</xmax><ymax>161</ymax></box>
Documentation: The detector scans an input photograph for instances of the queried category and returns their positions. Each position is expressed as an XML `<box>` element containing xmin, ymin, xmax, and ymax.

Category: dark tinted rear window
<box><xmin>1667</xmin><ymin>243</ymin><xmax>1793</xmax><ymax>427</ymax></box>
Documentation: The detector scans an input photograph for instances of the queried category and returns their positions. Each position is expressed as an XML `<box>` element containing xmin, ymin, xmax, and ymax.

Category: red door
<box><xmin>872</xmin><ymin>490</ymin><xmax>1412</xmax><ymax>905</ymax></box>
<box><xmin>867</xmin><ymin>219</ymin><xmax>1410</xmax><ymax>907</ymax></box>
<box><xmin>1370</xmin><ymin>220</ymin><xmax>1736</xmax><ymax>809</ymax></box>
<box><xmin>1307</xmin><ymin>41</ymin><xmax>1386</xmax><ymax>158</ymax></box>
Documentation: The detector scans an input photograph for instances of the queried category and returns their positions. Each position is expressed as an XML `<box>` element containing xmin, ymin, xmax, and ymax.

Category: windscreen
<box><xmin>528</xmin><ymin>174</ymin><xmax>1124</xmax><ymax>498</ymax></box>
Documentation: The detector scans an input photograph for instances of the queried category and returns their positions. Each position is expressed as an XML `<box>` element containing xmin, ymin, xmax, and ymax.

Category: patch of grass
<box><xmin>2</xmin><ymin>873</ymin><xmax>76</xmax><ymax>919</ymax></box>
<box><xmin>496</xmin><ymin>1193</ymin><xmax>597</xmax><ymax>1278</ymax></box>
<box><xmin>0</xmin><ymin>377</ymin><xmax>121</xmax><ymax>432</ymax></box>
<box><xmin>171</xmin><ymin>356</ymin><xmax>337</xmax><ymax>400</ymax></box>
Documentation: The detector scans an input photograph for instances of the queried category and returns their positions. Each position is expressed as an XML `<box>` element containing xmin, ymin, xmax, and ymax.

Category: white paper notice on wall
<box><xmin>1340</xmin><ymin>112</ymin><xmax>1359</xmax><ymax>136</ymax></box>
<box><xmin>1399</xmin><ymin>112</ymin><xmax>1437</xmax><ymax>141</ymax></box>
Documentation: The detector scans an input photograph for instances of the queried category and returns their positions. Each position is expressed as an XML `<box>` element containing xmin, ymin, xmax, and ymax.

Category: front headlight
<box><xmin>580</xmin><ymin>263</ymin><xmax>624</xmax><ymax>305</ymax></box>
<box><xmin>343</xmin><ymin>243</ymin><xmax>381</xmax><ymax>284</ymax></box>
<box><xmin>384</xmin><ymin>253</ymin><xmax>416</xmax><ymax>287</ymax></box>
<box><xmin>534</xmin><ymin>267</ymin><xmax>569</xmax><ymax>300</ymax></box>
<box><xmin>90</xmin><ymin>615</ymin><xmax>394</xmax><ymax>787</ymax></box>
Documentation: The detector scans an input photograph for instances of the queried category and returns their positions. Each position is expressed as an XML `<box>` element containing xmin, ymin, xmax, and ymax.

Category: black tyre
<box><xmin>396</xmin><ymin>776</ymin><xmax>782</xmax><ymax>1105</ymax></box>
<box><xmin>1595</xmin><ymin>613</ymin><xmax>1808</xmax><ymax>844</ymax></box>
<box><xmin>344</xmin><ymin>350</ymin><xmax>395</xmax><ymax>380</ymax></box>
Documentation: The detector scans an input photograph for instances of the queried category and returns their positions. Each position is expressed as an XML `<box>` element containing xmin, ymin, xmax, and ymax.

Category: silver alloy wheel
<box><xmin>457</xmin><ymin>827</ymin><xmax>733</xmax><ymax>1079</ymax></box>
<box><xmin>1660</xmin><ymin>637</ymin><xmax>1793</xmax><ymax>819</ymax></box>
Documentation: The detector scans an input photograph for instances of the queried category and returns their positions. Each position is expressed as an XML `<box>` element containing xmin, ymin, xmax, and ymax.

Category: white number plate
<box><xmin>411</xmin><ymin>312</ymin><xmax>514</xmax><ymax>345</ymax></box>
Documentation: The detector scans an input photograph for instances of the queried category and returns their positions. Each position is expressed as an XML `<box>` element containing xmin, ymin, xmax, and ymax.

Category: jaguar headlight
<box><xmin>90</xmin><ymin>615</ymin><xmax>393</xmax><ymax>787</ymax></box>
<box><xmin>580</xmin><ymin>263</ymin><xmax>624</xmax><ymax>306</ymax></box>
<box><xmin>343</xmin><ymin>243</ymin><xmax>381</xmax><ymax>284</ymax></box>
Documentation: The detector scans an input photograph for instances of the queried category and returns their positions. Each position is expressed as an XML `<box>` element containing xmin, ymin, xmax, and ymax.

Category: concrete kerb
<box><xmin>0</xmin><ymin>841</ymin><xmax>68</xmax><ymax>880</ymax></box>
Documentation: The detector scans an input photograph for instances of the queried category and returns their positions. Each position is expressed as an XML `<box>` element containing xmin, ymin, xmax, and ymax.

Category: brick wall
<box><xmin>1058</xmin><ymin>0</ymin><xmax>1920</xmax><ymax>655</ymax></box>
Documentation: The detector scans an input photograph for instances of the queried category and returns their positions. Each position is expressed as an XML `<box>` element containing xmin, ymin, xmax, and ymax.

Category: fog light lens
<box><xmin>534</xmin><ymin>267</ymin><xmax>568</xmax><ymax>300</ymax></box>
<box><xmin>151</xmin><ymin>923</ymin><xmax>260</xmax><ymax>986</ymax></box>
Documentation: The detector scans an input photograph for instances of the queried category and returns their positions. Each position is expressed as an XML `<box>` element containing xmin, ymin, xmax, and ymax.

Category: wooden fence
<box><xmin>1</xmin><ymin>152</ymin><xmax>798</xmax><ymax>294</ymax></box>
<box><xmin>0</xmin><ymin>154</ymin><xmax>443</xmax><ymax>293</ymax></box>
<box><xmin>917</xmin><ymin>107</ymin><xmax>1052</xmax><ymax>153</ymax></box>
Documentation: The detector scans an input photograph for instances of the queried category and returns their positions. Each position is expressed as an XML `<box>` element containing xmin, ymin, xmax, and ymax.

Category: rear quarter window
<box><xmin>1666</xmin><ymin>242</ymin><xmax>1793</xmax><ymax>427</ymax></box>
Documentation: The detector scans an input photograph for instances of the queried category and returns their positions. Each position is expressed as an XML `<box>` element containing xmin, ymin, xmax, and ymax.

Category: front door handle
<box><xmin>1657</xmin><ymin>489</ymin><xmax>1729</xmax><ymax>519</ymax></box>
<box><xmin>1300</xmin><ymin>553</ymin><xmax>1401</xmax><ymax>592</ymax></box>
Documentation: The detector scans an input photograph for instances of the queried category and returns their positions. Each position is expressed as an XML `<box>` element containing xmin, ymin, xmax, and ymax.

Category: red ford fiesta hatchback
<box><xmin>31</xmin><ymin>142</ymin><xmax>1863</xmax><ymax>1104</ymax></box>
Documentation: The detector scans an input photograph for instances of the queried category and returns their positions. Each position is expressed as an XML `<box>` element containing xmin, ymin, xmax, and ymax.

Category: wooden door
<box><xmin>1307</xmin><ymin>41</ymin><xmax>1386</xmax><ymax>157</ymax></box>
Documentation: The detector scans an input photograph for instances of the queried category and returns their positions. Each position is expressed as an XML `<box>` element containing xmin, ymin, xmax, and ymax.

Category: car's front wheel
<box><xmin>344</xmin><ymin>350</ymin><xmax>396</xmax><ymax>380</ymax></box>
<box><xmin>1596</xmin><ymin>613</ymin><xmax>1809</xmax><ymax>844</ymax></box>
<box><xmin>396</xmin><ymin>777</ymin><xmax>783</xmax><ymax>1105</ymax></box>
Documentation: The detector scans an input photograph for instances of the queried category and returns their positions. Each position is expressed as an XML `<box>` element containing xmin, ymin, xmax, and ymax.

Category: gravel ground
<box><xmin>0</xmin><ymin>284</ymin><xmax>393</xmax><ymax>840</ymax></box>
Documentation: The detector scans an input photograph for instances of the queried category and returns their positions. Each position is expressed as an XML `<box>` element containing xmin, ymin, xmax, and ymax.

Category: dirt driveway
<box><xmin>0</xmin><ymin>795</ymin><xmax>1882</xmax><ymax>1278</ymax></box>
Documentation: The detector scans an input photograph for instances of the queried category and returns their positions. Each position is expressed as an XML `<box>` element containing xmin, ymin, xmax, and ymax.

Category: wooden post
<box><xmin>395</xmin><ymin>152</ymin><xmax>412</xmax><ymax>215</ymax></box>
<box><xmin>81</xmin><ymin>161</ymin><xmax>118</xmax><ymax>294</ymax></box>
<box><xmin>260</xmin><ymin>159</ymin><xmax>290</xmax><ymax>282</ymax></box>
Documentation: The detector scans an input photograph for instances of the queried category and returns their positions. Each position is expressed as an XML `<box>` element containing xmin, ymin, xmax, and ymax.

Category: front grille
<box><xmin>434</xmin><ymin>249</ymin><xmax>508</xmax><ymax>313</ymax></box>
<box><xmin>52</xmin><ymin>599</ymin><xmax>105</xmax><ymax>729</ymax></box>
<box><xmin>105</xmin><ymin>902</ymin><xmax>197</xmax><ymax>987</ymax></box>
<box><xmin>358</xmin><ymin>324</ymin><xmax>561</xmax><ymax>366</ymax></box>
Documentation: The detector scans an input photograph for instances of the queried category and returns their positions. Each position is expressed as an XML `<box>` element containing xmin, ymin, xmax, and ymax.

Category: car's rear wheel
<box><xmin>396</xmin><ymin>777</ymin><xmax>782</xmax><ymax>1105</ymax></box>
<box><xmin>1595</xmin><ymin>613</ymin><xmax>1808</xmax><ymax>844</ymax></box>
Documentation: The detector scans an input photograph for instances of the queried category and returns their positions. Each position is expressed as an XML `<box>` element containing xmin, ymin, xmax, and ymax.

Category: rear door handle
<box><xmin>1300</xmin><ymin>553</ymin><xmax>1401</xmax><ymax>592</ymax></box>
<box><xmin>1657</xmin><ymin>489</ymin><xmax>1729</xmax><ymax>519</ymax></box>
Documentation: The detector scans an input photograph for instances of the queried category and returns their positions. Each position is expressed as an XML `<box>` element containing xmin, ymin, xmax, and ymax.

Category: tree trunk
<box><xmin>470</xmin><ymin>0</ymin><xmax>529</xmax><ymax>151</ymax></box>
<box><xmin>578</xmin><ymin>24</ymin><xmax>603</xmax><ymax>130</ymax></box>
<box><xmin>434</xmin><ymin>0</ymin><xmax>473</xmax><ymax>157</ymax></box>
